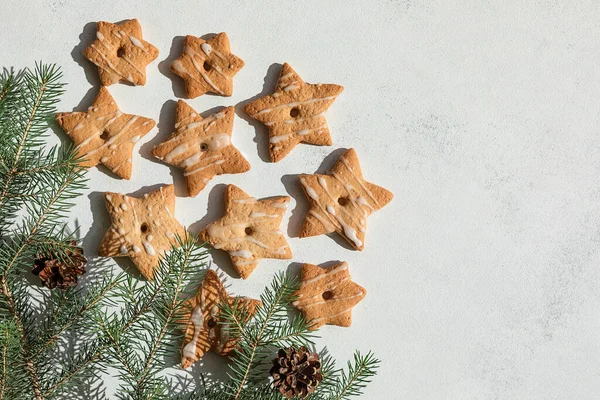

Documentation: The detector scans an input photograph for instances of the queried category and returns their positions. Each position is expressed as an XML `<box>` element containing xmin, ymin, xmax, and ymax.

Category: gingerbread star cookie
<box><xmin>151</xmin><ymin>101</ymin><xmax>250</xmax><ymax>197</ymax></box>
<box><xmin>299</xmin><ymin>148</ymin><xmax>393</xmax><ymax>250</ymax></box>
<box><xmin>170</xmin><ymin>33</ymin><xmax>245</xmax><ymax>98</ymax></box>
<box><xmin>98</xmin><ymin>185</ymin><xmax>186</xmax><ymax>279</ymax></box>
<box><xmin>293</xmin><ymin>262</ymin><xmax>366</xmax><ymax>331</ymax></box>
<box><xmin>83</xmin><ymin>19</ymin><xmax>159</xmax><ymax>86</ymax></box>
<box><xmin>198</xmin><ymin>184</ymin><xmax>292</xmax><ymax>279</ymax></box>
<box><xmin>244</xmin><ymin>63</ymin><xmax>344</xmax><ymax>162</ymax></box>
<box><xmin>56</xmin><ymin>87</ymin><xmax>155</xmax><ymax>179</ymax></box>
<box><xmin>181</xmin><ymin>270</ymin><xmax>260</xmax><ymax>368</ymax></box>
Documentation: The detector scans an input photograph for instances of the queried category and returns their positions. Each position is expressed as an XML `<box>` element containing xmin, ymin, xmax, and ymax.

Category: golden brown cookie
<box><xmin>180</xmin><ymin>269</ymin><xmax>260</xmax><ymax>368</ymax></box>
<box><xmin>198</xmin><ymin>184</ymin><xmax>292</xmax><ymax>279</ymax></box>
<box><xmin>293</xmin><ymin>262</ymin><xmax>366</xmax><ymax>330</ymax></box>
<box><xmin>56</xmin><ymin>86</ymin><xmax>155</xmax><ymax>179</ymax></box>
<box><xmin>151</xmin><ymin>101</ymin><xmax>250</xmax><ymax>197</ymax></box>
<box><xmin>98</xmin><ymin>185</ymin><xmax>186</xmax><ymax>279</ymax></box>
<box><xmin>299</xmin><ymin>148</ymin><xmax>393</xmax><ymax>250</ymax></box>
<box><xmin>244</xmin><ymin>63</ymin><xmax>344</xmax><ymax>162</ymax></box>
<box><xmin>83</xmin><ymin>19</ymin><xmax>159</xmax><ymax>86</ymax></box>
<box><xmin>170</xmin><ymin>33</ymin><xmax>245</xmax><ymax>98</ymax></box>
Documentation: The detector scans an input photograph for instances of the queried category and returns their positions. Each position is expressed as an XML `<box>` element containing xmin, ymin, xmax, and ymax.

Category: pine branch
<box><xmin>323</xmin><ymin>351</ymin><xmax>380</xmax><ymax>400</ymax></box>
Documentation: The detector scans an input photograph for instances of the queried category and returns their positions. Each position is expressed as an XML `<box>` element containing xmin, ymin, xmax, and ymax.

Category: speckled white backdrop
<box><xmin>3</xmin><ymin>0</ymin><xmax>600</xmax><ymax>398</ymax></box>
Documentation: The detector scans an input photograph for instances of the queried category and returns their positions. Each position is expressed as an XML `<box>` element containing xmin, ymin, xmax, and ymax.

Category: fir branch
<box><xmin>218</xmin><ymin>272</ymin><xmax>315</xmax><ymax>399</ymax></box>
<box><xmin>323</xmin><ymin>351</ymin><xmax>380</xmax><ymax>400</ymax></box>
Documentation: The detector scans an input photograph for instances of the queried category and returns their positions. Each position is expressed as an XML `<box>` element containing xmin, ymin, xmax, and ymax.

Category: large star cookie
<box><xmin>170</xmin><ymin>33</ymin><xmax>245</xmax><ymax>98</ymax></box>
<box><xmin>98</xmin><ymin>185</ymin><xmax>186</xmax><ymax>279</ymax></box>
<box><xmin>293</xmin><ymin>262</ymin><xmax>366</xmax><ymax>330</ymax></box>
<box><xmin>151</xmin><ymin>101</ymin><xmax>250</xmax><ymax>197</ymax></box>
<box><xmin>181</xmin><ymin>270</ymin><xmax>260</xmax><ymax>368</ymax></box>
<box><xmin>83</xmin><ymin>19</ymin><xmax>159</xmax><ymax>86</ymax></box>
<box><xmin>198</xmin><ymin>184</ymin><xmax>292</xmax><ymax>279</ymax></box>
<box><xmin>244</xmin><ymin>63</ymin><xmax>344</xmax><ymax>162</ymax></box>
<box><xmin>299</xmin><ymin>148</ymin><xmax>393</xmax><ymax>250</ymax></box>
<box><xmin>56</xmin><ymin>87</ymin><xmax>155</xmax><ymax>179</ymax></box>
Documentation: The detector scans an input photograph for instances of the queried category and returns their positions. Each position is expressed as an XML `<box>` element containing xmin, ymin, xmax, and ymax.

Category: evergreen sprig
<box><xmin>97</xmin><ymin>234</ymin><xmax>208</xmax><ymax>400</ymax></box>
<box><xmin>0</xmin><ymin>64</ymin><xmax>122</xmax><ymax>400</ymax></box>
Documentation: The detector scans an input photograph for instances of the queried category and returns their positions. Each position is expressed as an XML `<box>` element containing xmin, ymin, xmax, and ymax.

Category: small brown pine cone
<box><xmin>32</xmin><ymin>241</ymin><xmax>86</xmax><ymax>290</ymax></box>
<box><xmin>270</xmin><ymin>346</ymin><xmax>323</xmax><ymax>399</ymax></box>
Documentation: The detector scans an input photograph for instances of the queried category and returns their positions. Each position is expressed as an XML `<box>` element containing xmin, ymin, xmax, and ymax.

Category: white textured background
<box><xmin>2</xmin><ymin>0</ymin><xmax>600</xmax><ymax>399</ymax></box>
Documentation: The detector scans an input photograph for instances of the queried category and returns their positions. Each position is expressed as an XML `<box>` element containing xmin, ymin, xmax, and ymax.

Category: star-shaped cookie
<box><xmin>180</xmin><ymin>270</ymin><xmax>261</xmax><ymax>368</ymax></box>
<box><xmin>151</xmin><ymin>101</ymin><xmax>250</xmax><ymax>197</ymax></box>
<box><xmin>299</xmin><ymin>148</ymin><xmax>393</xmax><ymax>250</ymax></box>
<box><xmin>56</xmin><ymin>87</ymin><xmax>155</xmax><ymax>179</ymax></box>
<box><xmin>293</xmin><ymin>262</ymin><xmax>366</xmax><ymax>330</ymax></box>
<box><xmin>198</xmin><ymin>184</ymin><xmax>292</xmax><ymax>279</ymax></box>
<box><xmin>244</xmin><ymin>63</ymin><xmax>344</xmax><ymax>162</ymax></box>
<box><xmin>170</xmin><ymin>33</ymin><xmax>245</xmax><ymax>98</ymax></box>
<box><xmin>98</xmin><ymin>185</ymin><xmax>186</xmax><ymax>279</ymax></box>
<box><xmin>83</xmin><ymin>19</ymin><xmax>159</xmax><ymax>86</ymax></box>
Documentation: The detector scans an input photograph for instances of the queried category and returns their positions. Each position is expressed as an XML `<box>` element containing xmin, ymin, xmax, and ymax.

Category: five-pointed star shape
<box><xmin>198</xmin><ymin>184</ymin><xmax>292</xmax><ymax>279</ymax></box>
<box><xmin>151</xmin><ymin>101</ymin><xmax>250</xmax><ymax>197</ymax></box>
<box><xmin>293</xmin><ymin>262</ymin><xmax>366</xmax><ymax>330</ymax></box>
<box><xmin>170</xmin><ymin>32</ymin><xmax>245</xmax><ymax>98</ymax></box>
<box><xmin>180</xmin><ymin>270</ymin><xmax>261</xmax><ymax>368</ymax></box>
<box><xmin>56</xmin><ymin>87</ymin><xmax>155</xmax><ymax>179</ymax></box>
<box><xmin>98</xmin><ymin>185</ymin><xmax>186</xmax><ymax>279</ymax></box>
<box><xmin>299</xmin><ymin>148</ymin><xmax>393</xmax><ymax>250</ymax></box>
<box><xmin>244</xmin><ymin>63</ymin><xmax>344</xmax><ymax>162</ymax></box>
<box><xmin>83</xmin><ymin>19</ymin><xmax>159</xmax><ymax>86</ymax></box>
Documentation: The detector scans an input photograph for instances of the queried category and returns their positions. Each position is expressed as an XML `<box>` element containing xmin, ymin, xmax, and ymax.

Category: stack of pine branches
<box><xmin>0</xmin><ymin>64</ymin><xmax>379</xmax><ymax>400</ymax></box>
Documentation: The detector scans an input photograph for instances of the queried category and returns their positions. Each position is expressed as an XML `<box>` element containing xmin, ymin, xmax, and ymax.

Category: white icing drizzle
<box><xmin>270</xmin><ymin>202</ymin><xmax>288</xmax><ymax>209</ymax></box>
<box><xmin>252</xmin><ymin>96</ymin><xmax>337</xmax><ymax>117</ymax></box>
<box><xmin>120</xmin><ymin>203</ymin><xmax>127</xmax><ymax>210</ymax></box>
<box><xmin>326</xmin><ymin>206</ymin><xmax>362</xmax><ymax>247</ymax></box>
<box><xmin>129</xmin><ymin>36</ymin><xmax>145</xmax><ymax>50</ymax></box>
<box><xmin>183</xmin><ymin>157</ymin><xmax>225</xmax><ymax>177</ymax></box>
<box><xmin>229</xmin><ymin>249</ymin><xmax>252</xmax><ymax>258</ymax></box>
<box><xmin>133</xmin><ymin>245</ymin><xmax>141</xmax><ymax>253</ymax></box>
<box><xmin>142</xmin><ymin>240</ymin><xmax>156</xmax><ymax>256</ymax></box>
<box><xmin>182</xmin><ymin>306</ymin><xmax>204</xmax><ymax>360</ymax></box>
<box><xmin>119</xmin><ymin>244</ymin><xmax>128</xmax><ymax>254</ymax></box>
<box><xmin>201</xmin><ymin>42</ymin><xmax>212</xmax><ymax>56</ymax></box>
<box><xmin>250</xmin><ymin>212</ymin><xmax>278</xmax><ymax>219</ymax></box>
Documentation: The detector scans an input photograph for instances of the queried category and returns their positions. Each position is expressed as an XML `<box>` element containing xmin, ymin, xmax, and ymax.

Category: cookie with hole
<box><xmin>298</xmin><ymin>148</ymin><xmax>393</xmax><ymax>250</ymax></box>
<box><xmin>170</xmin><ymin>32</ymin><xmax>245</xmax><ymax>98</ymax></box>
<box><xmin>293</xmin><ymin>262</ymin><xmax>366</xmax><ymax>330</ymax></box>
<box><xmin>198</xmin><ymin>184</ymin><xmax>292</xmax><ymax>279</ymax></box>
<box><xmin>83</xmin><ymin>19</ymin><xmax>159</xmax><ymax>86</ymax></box>
<box><xmin>151</xmin><ymin>101</ymin><xmax>250</xmax><ymax>197</ymax></box>
<box><xmin>98</xmin><ymin>184</ymin><xmax>186</xmax><ymax>280</ymax></box>
<box><xmin>55</xmin><ymin>86</ymin><xmax>155</xmax><ymax>179</ymax></box>
<box><xmin>180</xmin><ymin>269</ymin><xmax>261</xmax><ymax>368</ymax></box>
<box><xmin>244</xmin><ymin>63</ymin><xmax>344</xmax><ymax>162</ymax></box>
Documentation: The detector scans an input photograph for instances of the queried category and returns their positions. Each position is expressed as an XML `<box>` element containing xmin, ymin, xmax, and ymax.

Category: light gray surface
<box><xmin>2</xmin><ymin>0</ymin><xmax>600</xmax><ymax>398</ymax></box>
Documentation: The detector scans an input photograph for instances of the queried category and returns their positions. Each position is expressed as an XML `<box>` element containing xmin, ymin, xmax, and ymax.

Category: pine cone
<box><xmin>270</xmin><ymin>346</ymin><xmax>323</xmax><ymax>399</ymax></box>
<box><xmin>32</xmin><ymin>241</ymin><xmax>86</xmax><ymax>289</ymax></box>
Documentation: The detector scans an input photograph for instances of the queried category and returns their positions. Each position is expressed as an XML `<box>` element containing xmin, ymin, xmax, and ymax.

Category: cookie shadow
<box><xmin>158</xmin><ymin>36</ymin><xmax>187</xmax><ymax>98</ymax></box>
<box><xmin>71</xmin><ymin>21</ymin><xmax>102</xmax><ymax>88</ymax></box>
<box><xmin>188</xmin><ymin>184</ymin><xmax>239</xmax><ymax>279</ymax></box>
<box><xmin>234</xmin><ymin>62</ymin><xmax>282</xmax><ymax>163</ymax></box>
<box><xmin>168</xmin><ymin>352</ymin><xmax>230</xmax><ymax>395</ymax></box>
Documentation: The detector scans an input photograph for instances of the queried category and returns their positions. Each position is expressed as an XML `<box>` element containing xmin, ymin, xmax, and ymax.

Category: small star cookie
<box><xmin>170</xmin><ymin>33</ymin><xmax>245</xmax><ymax>98</ymax></box>
<box><xmin>180</xmin><ymin>270</ymin><xmax>260</xmax><ymax>368</ymax></box>
<box><xmin>56</xmin><ymin>87</ymin><xmax>155</xmax><ymax>179</ymax></box>
<box><xmin>293</xmin><ymin>262</ymin><xmax>366</xmax><ymax>330</ymax></box>
<box><xmin>244</xmin><ymin>63</ymin><xmax>344</xmax><ymax>162</ymax></box>
<box><xmin>98</xmin><ymin>185</ymin><xmax>186</xmax><ymax>279</ymax></box>
<box><xmin>198</xmin><ymin>184</ymin><xmax>292</xmax><ymax>279</ymax></box>
<box><xmin>299</xmin><ymin>148</ymin><xmax>393</xmax><ymax>250</ymax></box>
<box><xmin>151</xmin><ymin>101</ymin><xmax>250</xmax><ymax>197</ymax></box>
<box><xmin>83</xmin><ymin>19</ymin><xmax>159</xmax><ymax>86</ymax></box>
